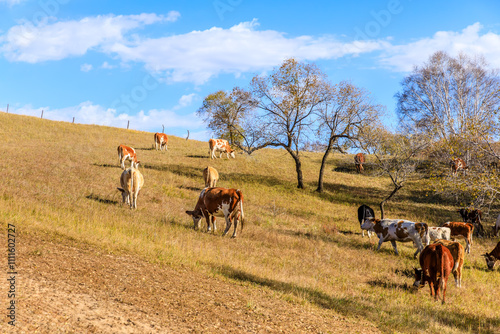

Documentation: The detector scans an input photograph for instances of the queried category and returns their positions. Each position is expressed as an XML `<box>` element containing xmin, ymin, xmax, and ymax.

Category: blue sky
<box><xmin>1</xmin><ymin>0</ymin><xmax>499</xmax><ymax>140</ymax></box>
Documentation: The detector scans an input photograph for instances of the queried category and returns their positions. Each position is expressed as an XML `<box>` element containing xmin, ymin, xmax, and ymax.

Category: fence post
<box><xmin>41</xmin><ymin>110</ymin><xmax>44</xmax><ymax>118</ymax></box>
<box><xmin>6</xmin><ymin>104</ymin><xmax>8</xmax><ymax>113</ymax></box>
<box><xmin>162</xmin><ymin>124</ymin><xmax>165</xmax><ymax>133</ymax></box>
<box><xmin>72</xmin><ymin>117</ymin><xmax>75</xmax><ymax>123</ymax></box>
<box><xmin>127</xmin><ymin>120</ymin><xmax>130</xmax><ymax>129</ymax></box>
<box><xmin>186</xmin><ymin>130</ymin><xmax>190</xmax><ymax>140</ymax></box>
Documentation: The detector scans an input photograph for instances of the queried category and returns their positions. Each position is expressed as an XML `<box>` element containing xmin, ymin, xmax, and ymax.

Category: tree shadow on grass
<box><xmin>86</xmin><ymin>193</ymin><xmax>119</xmax><ymax>205</ymax></box>
<box><xmin>93</xmin><ymin>163</ymin><xmax>121</xmax><ymax>169</ymax></box>
<box><xmin>135</xmin><ymin>147</ymin><xmax>154</xmax><ymax>151</ymax></box>
<box><xmin>187</xmin><ymin>154</ymin><xmax>208</xmax><ymax>159</ymax></box>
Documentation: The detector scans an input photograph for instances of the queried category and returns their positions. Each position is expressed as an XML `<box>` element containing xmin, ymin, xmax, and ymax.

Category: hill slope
<box><xmin>1</xmin><ymin>112</ymin><xmax>499</xmax><ymax>333</ymax></box>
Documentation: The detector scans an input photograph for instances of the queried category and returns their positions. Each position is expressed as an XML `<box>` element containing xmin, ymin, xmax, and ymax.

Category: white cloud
<box><xmin>0</xmin><ymin>12</ymin><xmax>179</xmax><ymax>63</ymax></box>
<box><xmin>380</xmin><ymin>23</ymin><xmax>500</xmax><ymax>71</ymax></box>
<box><xmin>107</xmin><ymin>19</ymin><xmax>389</xmax><ymax>84</ymax></box>
<box><xmin>101</xmin><ymin>61</ymin><xmax>116</xmax><ymax>69</ymax></box>
<box><xmin>0</xmin><ymin>0</ymin><xmax>25</xmax><ymax>6</ymax></box>
<box><xmin>80</xmin><ymin>63</ymin><xmax>93</xmax><ymax>72</ymax></box>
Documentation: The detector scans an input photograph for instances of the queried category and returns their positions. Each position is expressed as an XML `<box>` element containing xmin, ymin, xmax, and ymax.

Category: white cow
<box><xmin>117</xmin><ymin>166</ymin><xmax>144</xmax><ymax>210</ymax></box>
<box><xmin>361</xmin><ymin>218</ymin><xmax>430</xmax><ymax>258</ymax></box>
<box><xmin>428</xmin><ymin>226</ymin><xmax>451</xmax><ymax>242</ymax></box>
<box><xmin>208</xmin><ymin>139</ymin><xmax>235</xmax><ymax>159</ymax></box>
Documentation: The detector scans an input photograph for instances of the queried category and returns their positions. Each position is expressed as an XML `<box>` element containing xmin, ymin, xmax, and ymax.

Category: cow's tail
<box><xmin>118</xmin><ymin>146</ymin><xmax>122</xmax><ymax>165</ymax></box>
<box><xmin>437</xmin><ymin>245</ymin><xmax>445</xmax><ymax>301</ymax></box>
<box><xmin>130</xmin><ymin>166</ymin><xmax>135</xmax><ymax>208</ymax></box>
<box><xmin>237</xmin><ymin>190</ymin><xmax>244</xmax><ymax>231</ymax></box>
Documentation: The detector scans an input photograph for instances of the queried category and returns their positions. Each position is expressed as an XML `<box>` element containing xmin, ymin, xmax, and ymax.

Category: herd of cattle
<box><xmin>115</xmin><ymin>134</ymin><xmax>500</xmax><ymax>303</ymax></box>
<box><xmin>358</xmin><ymin>204</ymin><xmax>500</xmax><ymax>303</ymax></box>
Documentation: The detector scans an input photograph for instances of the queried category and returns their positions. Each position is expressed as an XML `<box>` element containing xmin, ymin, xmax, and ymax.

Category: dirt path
<box><xmin>2</xmin><ymin>231</ymin><xmax>381</xmax><ymax>333</ymax></box>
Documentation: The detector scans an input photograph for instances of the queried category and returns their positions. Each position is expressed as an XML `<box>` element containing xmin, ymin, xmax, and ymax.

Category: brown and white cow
<box><xmin>482</xmin><ymin>241</ymin><xmax>500</xmax><ymax>270</ymax></box>
<box><xmin>208</xmin><ymin>139</ymin><xmax>235</xmax><ymax>159</ymax></box>
<box><xmin>117</xmin><ymin>166</ymin><xmax>144</xmax><ymax>210</ymax></box>
<box><xmin>413</xmin><ymin>243</ymin><xmax>454</xmax><ymax>304</ymax></box>
<box><xmin>450</xmin><ymin>158</ymin><xmax>468</xmax><ymax>176</ymax></box>
<box><xmin>441</xmin><ymin>221</ymin><xmax>474</xmax><ymax>254</ymax></box>
<box><xmin>361</xmin><ymin>218</ymin><xmax>430</xmax><ymax>258</ymax></box>
<box><xmin>433</xmin><ymin>239</ymin><xmax>465</xmax><ymax>287</ymax></box>
<box><xmin>203</xmin><ymin>166</ymin><xmax>219</xmax><ymax>188</ymax></box>
<box><xmin>118</xmin><ymin>144</ymin><xmax>140</xmax><ymax>169</ymax></box>
<box><xmin>428</xmin><ymin>226</ymin><xmax>451</xmax><ymax>242</ymax></box>
<box><xmin>185</xmin><ymin>187</ymin><xmax>244</xmax><ymax>238</ymax></box>
<box><xmin>154</xmin><ymin>133</ymin><xmax>168</xmax><ymax>151</ymax></box>
<box><xmin>354</xmin><ymin>153</ymin><xmax>365</xmax><ymax>173</ymax></box>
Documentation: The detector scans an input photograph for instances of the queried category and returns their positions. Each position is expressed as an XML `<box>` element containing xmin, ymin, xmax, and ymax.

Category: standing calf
<box><xmin>414</xmin><ymin>243</ymin><xmax>454</xmax><ymax>304</ymax></box>
<box><xmin>203</xmin><ymin>166</ymin><xmax>219</xmax><ymax>188</ymax></box>
<box><xmin>117</xmin><ymin>166</ymin><xmax>144</xmax><ymax>209</ymax></box>
<box><xmin>118</xmin><ymin>144</ymin><xmax>140</xmax><ymax>169</ymax></box>
<box><xmin>441</xmin><ymin>221</ymin><xmax>474</xmax><ymax>254</ymax></box>
<box><xmin>154</xmin><ymin>133</ymin><xmax>168</xmax><ymax>151</ymax></box>
<box><xmin>354</xmin><ymin>153</ymin><xmax>365</xmax><ymax>173</ymax></box>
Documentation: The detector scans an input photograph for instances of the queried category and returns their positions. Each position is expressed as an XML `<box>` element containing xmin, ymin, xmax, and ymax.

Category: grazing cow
<box><xmin>185</xmin><ymin>187</ymin><xmax>244</xmax><ymax>238</ymax></box>
<box><xmin>203</xmin><ymin>166</ymin><xmax>219</xmax><ymax>188</ymax></box>
<box><xmin>457</xmin><ymin>208</ymin><xmax>484</xmax><ymax>237</ymax></box>
<box><xmin>495</xmin><ymin>214</ymin><xmax>500</xmax><ymax>237</ymax></box>
<box><xmin>118</xmin><ymin>144</ymin><xmax>140</xmax><ymax>169</ymax></box>
<box><xmin>361</xmin><ymin>218</ymin><xmax>430</xmax><ymax>258</ymax></box>
<box><xmin>450</xmin><ymin>158</ymin><xmax>468</xmax><ymax>176</ymax></box>
<box><xmin>154</xmin><ymin>133</ymin><xmax>168</xmax><ymax>151</ymax></box>
<box><xmin>433</xmin><ymin>239</ymin><xmax>465</xmax><ymax>287</ymax></box>
<box><xmin>354</xmin><ymin>153</ymin><xmax>365</xmax><ymax>173</ymax></box>
<box><xmin>441</xmin><ymin>222</ymin><xmax>474</xmax><ymax>254</ymax></box>
<box><xmin>482</xmin><ymin>241</ymin><xmax>500</xmax><ymax>270</ymax></box>
<box><xmin>413</xmin><ymin>244</ymin><xmax>454</xmax><ymax>304</ymax></box>
<box><xmin>117</xmin><ymin>166</ymin><xmax>144</xmax><ymax>210</ymax></box>
<box><xmin>357</xmin><ymin>204</ymin><xmax>375</xmax><ymax>237</ymax></box>
<box><xmin>208</xmin><ymin>139</ymin><xmax>235</xmax><ymax>159</ymax></box>
<box><xmin>428</xmin><ymin>226</ymin><xmax>451</xmax><ymax>242</ymax></box>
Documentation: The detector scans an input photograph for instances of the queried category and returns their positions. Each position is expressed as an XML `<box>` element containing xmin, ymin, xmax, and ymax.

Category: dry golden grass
<box><xmin>1</xmin><ymin>112</ymin><xmax>500</xmax><ymax>333</ymax></box>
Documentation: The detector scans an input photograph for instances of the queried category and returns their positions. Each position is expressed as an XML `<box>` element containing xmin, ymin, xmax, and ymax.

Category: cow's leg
<box><xmin>222</xmin><ymin>215</ymin><xmax>232</xmax><ymax>236</ymax></box>
<box><xmin>390</xmin><ymin>240</ymin><xmax>399</xmax><ymax>255</ymax></box>
<box><xmin>231</xmin><ymin>212</ymin><xmax>240</xmax><ymax>238</ymax></box>
<box><xmin>376</xmin><ymin>238</ymin><xmax>384</xmax><ymax>251</ymax></box>
<box><xmin>211</xmin><ymin>216</ymin><xmax>217</xmax><ymax>232</ymax></box>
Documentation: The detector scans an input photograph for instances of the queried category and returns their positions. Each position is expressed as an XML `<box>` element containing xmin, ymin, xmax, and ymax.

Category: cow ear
<box><xmin>185</xmin><ymin>210</ymin><xmax>194</xmax><ymax>216</ymax></box>
<box><xmin>117</xmin><ymin>188</ymin><xmax>125</xmax><ymax>193</ymax></box>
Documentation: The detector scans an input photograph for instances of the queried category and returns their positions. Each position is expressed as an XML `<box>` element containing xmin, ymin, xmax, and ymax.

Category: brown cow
<box><xmin>433</xmin><ymin>239</ymin><xmax>465</xmax><ymax>287</ymax></box>
<box><xmin>185</xmin><ymin>187</ymin><xmax>244</xmax><ymax>238</ymax></box>
<box><xmin>450</xmin><ymin>158</ymin><xmax>468</xmax><ymax>176</ymax></box>
<box><xmin>413</xmin><ymin>243</ymin><xmax>454</xmax><ymax>304</ymax></box>
<box><xmin>209</xmin><ymin>139</ymin><xmax>235</xmax><ymax>159</ymax></box>
<box><xmin>117</xmin><ymin>144</ymin><xmax>140</xmax><ymax>169</ymax></box>
<box><xmin>482</xmin><ymin>241</ymin><xmax>500</xmax><ymax>270</ymax></box>
<box><xmin>154</xmin><ymin>133</ymin><xmax>168</xmax><ymax>151</ymax></box>
<box><xmin>354</xmin><ymin>153</ymin><xmax>365</xmax><ymax>173</ymax></box>
<box><xmin>441</xmin><ymin>221</ymin><xmax>474</xmax><ymax>254</ymax></box>
<box><xmin>203</xmin><ymin>166</ymin><xmax>219</xmax><ymax>188</ymax></box>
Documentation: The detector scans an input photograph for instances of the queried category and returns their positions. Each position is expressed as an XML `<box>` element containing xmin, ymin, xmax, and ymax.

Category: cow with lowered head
<box><xmin>482</xmin><ymin>241</ymin><xmax>500</xmax><ymax>270</ymax></box>
<box><xmin>357</xmin><ymin>204</ymin><xmax>374</xmax><ymax>238</ymax></box>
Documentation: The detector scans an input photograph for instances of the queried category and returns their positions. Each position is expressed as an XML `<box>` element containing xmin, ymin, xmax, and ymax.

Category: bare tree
<box><xmin>251</xmin><ymin>58</ymin><xmax>330</xmax><ymax>189</ymax></box>
<box><xmin>315</xmin><ymin>81</ymin><xmax>384</xmax><ymax>193</ymax></box>
<box><xmin>396</xmin><ymin>51</ymin><xmax>500</xmax><ymax>209</ymax></box>
<box><xmin>361</xmin><ymin>125</ymin><xmax>428</xmax><ymax>218</ymax></box>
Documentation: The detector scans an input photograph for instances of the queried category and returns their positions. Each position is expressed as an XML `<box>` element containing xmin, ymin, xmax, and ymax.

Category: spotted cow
<box><xmin>354</xmin><ymin>153</ymin><xmax>365</xmax><ymax>173</ymax></box>
<box><xmin>203</xmin><ymin>166</ymin><xmax>219</xmax><ymax>188</ymax></box>
<box><xmin>482</xmin><ymin>241</ymin><xmax>500</xmax><ymax>270</ymax></box>
<box><xmin>441</xmin><ymin>221</ymin><xmax>474</xmax><ymax>254</ymax></box>
<box><xmin>413</xmin><ymin>243</ymin><xmax>454</xmax><ymax>304</ymax></box>
<box><xmin>117</xmin><ymin>166</ymin><xmax>144</xmax><ymax>210</ymax></box>
<box><xmin>118</xmin><ymin>144</ymin><xmax>140</xmax><ymax>169</ymax></box>
<box><xmin>209</xmin><ymin>139</ymin><xmax>235</xmax><ymax>159</ymax></box>
<box><xmin>185</xmin><ymin>187</ymin><xmax>244</xmax><ymax>238</ymax></box>
<box><xmin>357</xmin><ymin>204</ymin><xmax>374</xmax><ymax>238</ymax></box>
<box><xmin>361</xmin><ymin>218</ymin><xmax>430</xmax><ymax>258</ymax></box>
<box><xmin>457</xmin><ymin>208</ymin><xmax>484</xmax><ymax>237</ymax></box>
<box><xmin>428</xmin><ymin>226</ymin><xmax>451</xmax><ymax>242</ymax></box>
<box><xmin>450</xmin><ymin>158</ymin><xmax>468</xmax><ymax>176</ymax></box>
<box><xmin>433</xmin><ymin>239</ymin><xmax>465</xmax><ymax>287</ymax></box>
<box><xmin>154</xmin><ymin>133</ymin><xmax>168</xmax><ymax>151</ymax></box>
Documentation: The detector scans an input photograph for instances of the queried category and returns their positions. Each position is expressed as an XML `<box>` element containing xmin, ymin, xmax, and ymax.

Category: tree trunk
<box><xmin>316</xmin><ymin>146</ymin><xmax>332</xmax><ymax>193</ymax></box>
<box><xmin>379</xmin><ymin>185</ymin><xmax>402</xmax><ymax>219</ymax></box>
<box><xmin>289</xmin><ymin>152</ymin><xmax>304</xmax><ymax>189</ymax></box>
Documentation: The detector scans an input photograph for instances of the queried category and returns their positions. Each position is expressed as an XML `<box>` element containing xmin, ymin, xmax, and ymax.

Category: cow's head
<box><xmin>117</xmin><ymin>187</ymin><xmax>129</xmax><ymax>204</ymax></box>
<box><xmin>185</xmin><ymin>209</ymin><xmax>203</xmax><ymax>229</ymax></box>
<box><xmin>482</xmin><ymin>253</ymin><xmax>498</xmax><ymax>270</ymax></box>
<box><xmin>360</xmin><ymin>218</ymin><xmax>375</xmax><ymax>231</ymax></box>
<box><xmin>413</xmin><ymin>268</ymin><xmax>425</xmax><ymax>288</ymax></box>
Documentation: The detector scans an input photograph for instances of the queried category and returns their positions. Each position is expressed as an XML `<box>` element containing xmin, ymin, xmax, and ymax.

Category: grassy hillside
<box><xmin>1</xmin><ymin>112</ymin><xmax>500</xmax><ymax>333</ymax></box>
